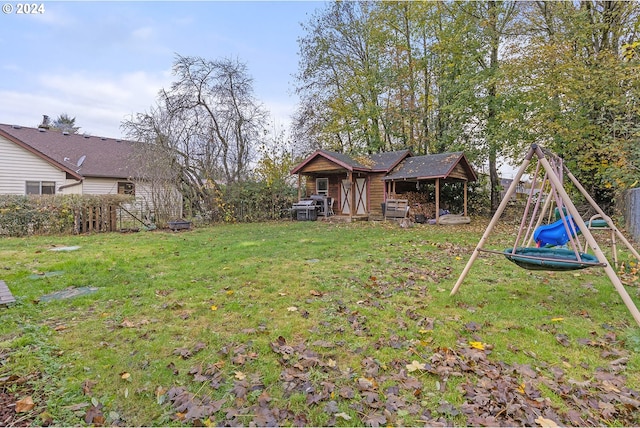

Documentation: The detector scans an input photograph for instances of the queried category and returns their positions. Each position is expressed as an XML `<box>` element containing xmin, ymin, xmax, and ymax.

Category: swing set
<box><xmin>451</xmin><ymin>144</ymin><xmax>640</xmax><ymax>327</ymax></box>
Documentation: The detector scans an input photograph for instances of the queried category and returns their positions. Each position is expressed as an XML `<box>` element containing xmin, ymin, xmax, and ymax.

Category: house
<box><xmin>0</xmin><ymin>122</ymin><xmax>181</xmax><ymax>220</ymax></box>
<box><xmin>291</xmin><ymin>149</ymin><xmax>477</xmax><ymax>223</ymax></box>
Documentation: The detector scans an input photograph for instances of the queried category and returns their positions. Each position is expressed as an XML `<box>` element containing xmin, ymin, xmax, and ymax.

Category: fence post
<box><xmin>626</xmin><ymin>188</ymin><xmax>640</xmax><ymax>243</ymax></box>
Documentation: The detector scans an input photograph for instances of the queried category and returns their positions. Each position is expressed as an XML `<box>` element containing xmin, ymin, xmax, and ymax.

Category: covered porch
<box><xmin>290</xmin><ymin>150</ymin><xmax>374</xmax><ymax>221</ymax></box>
<box><xmin>382</xmin><ymin>152</ymin><xmax>478</xmax><ymax>224</ymax></box>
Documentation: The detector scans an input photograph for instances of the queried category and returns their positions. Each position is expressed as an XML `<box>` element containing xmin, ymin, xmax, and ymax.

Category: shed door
<box><xmin>355</xmin><ymin>178</ymin><xmax>367</xmax><ymax>215</ymax></box>
<box><xmin>340</xmin><ymin>180</ymin><xmax>351</xmax><ymax>215</ymax></box>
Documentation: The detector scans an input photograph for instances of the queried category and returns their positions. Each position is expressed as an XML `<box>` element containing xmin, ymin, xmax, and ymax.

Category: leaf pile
<box><xmin>160</xmin><ymin>333</ymin><xmax>640</xmax><ymax>427</ymax></box>
<box><xmin>426</xmin><ymin>341</ymin><xmax>640</xmax><ymax>426</ymax></box>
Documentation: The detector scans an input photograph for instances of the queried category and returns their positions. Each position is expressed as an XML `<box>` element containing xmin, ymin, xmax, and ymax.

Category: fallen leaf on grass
<box><xmin>535</xmin><ymin>416</ymin><xmax>559</xmax><ymax>427</ymax></box>
<box><xmin>15</xmin><ymin>396</ymin><xmax>35</xmax><ymax>412</ymax></box>
<box><xmin>287</xmin><ymin>306</ymin><xmax>298</xmax><ymax>312</ymax></box>
<box><xmin>120</xmin><ymin>319</ymin><xmax>136</xmax><ymax>328</ymax></box>
<box><xmin>406</xmin><ymin>360</ymin><xmax>426</xmax><ymax>372</ymax></box>
<box><xmin>310</xmin><ymin>289</ymin><xmax>323</xmax><ymax>297</ymax></box>
<box><xmin>464</xmin><ymin>321</ymin><xmax>482</xmax><ymax>332</ymax></box>
<box><xmin>210</xmin><ymin>305</ymin><xmax>218</xmax><ymax>311</ymax></box>
<box><xmin>363</xmin><ymin>412</ymin><xmax>386</xmax><ymax>427</ymax></box>
<box><xmin>85</xmin><ymin>403</ymin><xmax>105</xmax><ymax>425</ymax></box>
<box><xmin>555</xmin><ymin>334</ymin><xmax>570</xmax><ymax>347</ymax></box>
<box><xmin>82</xmin><ymin>379</ymin><xmax>97</xmax><ymax>395</ymax></box>
<box><xmin>469</xmin><ymin>341</ymin><xmax>485</xmax><ymax>350</ymax></box>
<box><xmin>335</xmin><ymin>412</ymin><xmax>352</xmax><ymax>421</ymax></box>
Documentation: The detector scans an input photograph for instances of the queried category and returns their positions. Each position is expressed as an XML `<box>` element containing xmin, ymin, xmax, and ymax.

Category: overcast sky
<box><xmin>0</xmin><ymin>1</ymin><xmax>323</xmax><ymax>139</ymax></box>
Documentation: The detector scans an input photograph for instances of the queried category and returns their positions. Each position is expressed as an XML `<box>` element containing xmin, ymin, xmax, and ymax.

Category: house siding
<box><xmin>0</xmin><ymin>134</ymin><xmax>66</xmax><ymax>194</ymax></box>
<box><xmin>82</xmin><ymin>177</ymin><xmax>121</xmax><ymax>195</ymax></box>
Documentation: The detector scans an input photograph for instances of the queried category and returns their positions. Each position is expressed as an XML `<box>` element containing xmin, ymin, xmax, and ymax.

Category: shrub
<box><xmin>0</xmin><ymin>194</ymin><xmax>132</xmax><ymax>236</ymax></box>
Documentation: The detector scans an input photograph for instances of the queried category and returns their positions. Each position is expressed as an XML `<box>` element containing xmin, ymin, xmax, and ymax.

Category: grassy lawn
<box><xmin>1</xmin><ymin>220</ymin><xmax>639</xmax><ymax>426</ymax></box>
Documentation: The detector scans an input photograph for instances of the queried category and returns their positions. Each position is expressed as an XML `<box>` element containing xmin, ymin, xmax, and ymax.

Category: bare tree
<box><xmin>122</xmin><ymin>54</ymin><xmax>268</xmax><ymax>221</ymax></box>
<box><xmin>167</xmin><ymin>55</ymin><xmax>268</xmax><ymax>183</ymax></box>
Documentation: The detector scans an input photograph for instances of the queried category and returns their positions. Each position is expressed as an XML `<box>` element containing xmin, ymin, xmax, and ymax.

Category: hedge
<box><xmin>0</xmin><ymin>194</ymin><xmax>133</xmax><ymax>237</ymax></box>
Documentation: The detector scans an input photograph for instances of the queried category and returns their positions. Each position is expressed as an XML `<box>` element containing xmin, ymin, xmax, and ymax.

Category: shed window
<box><xmin>118</xmin><ymin>181</ymin><xmax>135</xmax><ymax>195</ymax></box>
<box><xmin>26</xmin><ymin>181</ymin><xmax>55</xmax><ymax>195</ymax></box>
<box><xmin>316</xmin><ymin>178</ymin><xmax>328</xmax><ymax>196</ymax></box>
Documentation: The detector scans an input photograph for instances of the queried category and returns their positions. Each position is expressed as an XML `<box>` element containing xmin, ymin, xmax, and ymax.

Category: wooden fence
<box><xmin>624</xmin><ymin>188</ymin><xmax>640</xmax><ymax>243</ymax></box>
<box><xmin>74</xmin><ymin>205</ymin><xmax>118</xmax><ymax>233</ymax></box>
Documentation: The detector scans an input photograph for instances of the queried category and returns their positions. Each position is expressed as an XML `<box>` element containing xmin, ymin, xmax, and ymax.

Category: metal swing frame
<box><xmin>450</xmin><ymin>144</ymin><xmax>640</xmax><ymax>327</ymax></box>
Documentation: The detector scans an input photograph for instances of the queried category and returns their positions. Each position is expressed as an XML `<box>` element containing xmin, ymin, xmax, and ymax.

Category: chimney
<box><xmin>38</xmin><ymin>115</ymin><xmax>50</xmax><ymax>129</ymax></box>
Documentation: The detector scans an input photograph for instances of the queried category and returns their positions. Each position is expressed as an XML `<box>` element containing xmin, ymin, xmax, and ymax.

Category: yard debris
<box><xmin>157</xmin><ymin>333</ymin><xmax>640</xmax><ymax>426</ymax></box>
<box><xmin>15</xmin><ymin>396</ymin><xmax>35</xmax><ymax>412</ymax></box>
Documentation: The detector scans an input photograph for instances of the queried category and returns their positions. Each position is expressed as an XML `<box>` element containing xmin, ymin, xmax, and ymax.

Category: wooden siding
<box><xmin>300</xmin><ymin>157</ymin><xmax>345</xmax><ymax>173</ymax></box>
<box><xmin>449</xmin><ymin>164</ymin><xmax>469</xmax><ymax>181</ymax></box>
<box><xmin>369</xmin><ymin>173</ymin><xmax>387</xmax><ymax>216</ymax></box>
<box><xmin>0</xmin><ymin>134</ymin><xmax>66</xmax><ymax>194</ymax></box>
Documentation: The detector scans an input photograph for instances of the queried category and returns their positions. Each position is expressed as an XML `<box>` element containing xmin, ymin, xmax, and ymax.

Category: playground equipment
<box><xmin>450</xmin><ymin>144</ymin><xmax>640</xmax><ymax>327</ymax></box>
<box><xmin>533</xmin><ymin>215</ymin><xmax>579</xmax><ymax>248</ymax></box>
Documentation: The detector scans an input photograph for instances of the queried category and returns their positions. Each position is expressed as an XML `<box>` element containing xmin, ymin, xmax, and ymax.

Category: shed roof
<box><xmin>0</xmin><ymin>124</ymin><xmax>138</xmax><ymax>180</ymax></box>
<box><xmin>383</xmin><ymin>152</ymin><xmax>477</xmax><ymax>182</ymax></box>
<box><xmin>291</xmin><ymin>149</ymin><xmax>411</xmax><ymax>175</ymax></box>
<box><xmin>368</xmin><ymin>150</ymin><xmax>412</xmax><ymax>171</ymax></box>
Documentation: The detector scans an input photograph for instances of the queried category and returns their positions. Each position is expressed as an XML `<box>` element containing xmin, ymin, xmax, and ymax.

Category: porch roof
<box><xmin>383</xmin><ymin>152</ymin><xmax>477</xmax><ymax>182</ymax></box>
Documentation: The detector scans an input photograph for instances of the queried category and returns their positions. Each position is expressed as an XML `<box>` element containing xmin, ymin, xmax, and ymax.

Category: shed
<box><xmin>290</xmin><ymin>149</ymin><xmax>477</xmax><ymax>222</ymax></box>
<box><xmin>383</xmin><ymin>152</ymin><xmax>477</xmax><ymax>223</ymax></box>
<box><xmin>291</xmin><ymin>149</ymin><xmax>410</xmax><ymax>220</ymax></box>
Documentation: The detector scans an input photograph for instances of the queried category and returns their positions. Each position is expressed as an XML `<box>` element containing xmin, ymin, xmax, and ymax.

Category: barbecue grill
<box><xmin>292</xmin><ymin>199</ymin><xmax>319</xmax><ymax>221</ymax></box>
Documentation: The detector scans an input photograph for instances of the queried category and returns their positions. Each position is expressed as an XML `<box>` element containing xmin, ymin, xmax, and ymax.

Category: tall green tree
<box><xmin>294</xmin><ymin>1</ymin><xmax>387</xmax><ymax>154</ymax></box>
<box><xmin>504</xmin><ymin>1</ymin><xmax>640</xmax><ymax>209</ymax></box>
<box><xmin>51</xmin><ymin>113</ymin><xmax>80</xmax><ymax>134</ymax></box>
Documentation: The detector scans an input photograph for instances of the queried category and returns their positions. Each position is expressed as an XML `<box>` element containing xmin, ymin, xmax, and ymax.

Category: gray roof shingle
<box><xmin>383</xmin><ymin>152</ymin><xmax>477</xmax><ymax>181</ymax></box>
<box><xmin>0</xmin><ymin>124</ymin><xmax>137</xmax><ymax>180</ymax></box>
<box><xmin>368</xmin><ymin>150</ymin><xmax>411</xmax><ymax>171</ymax></box>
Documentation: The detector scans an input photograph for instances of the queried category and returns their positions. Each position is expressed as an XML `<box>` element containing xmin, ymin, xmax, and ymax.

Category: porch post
<box><xmin>350</xmin><ymin>172</ymin><xmax>355</xmax><ymax>220</ymax></box>
<box><xmin>297</xmin><ymin>175</ymin><xmax>302</xmax><ymax>200</ymax></box>
<box><xmin>464</xmin><ymin>181</ymin><xmax>468</xmax><ymax>217</ymax></box>
<box><xmin>435</xmin><ymin>178</ymin><xmax>440</xmax><ymax>224</ymax></box>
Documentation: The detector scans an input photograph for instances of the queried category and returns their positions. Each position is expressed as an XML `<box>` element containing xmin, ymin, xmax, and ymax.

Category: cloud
<box><xmin>132</xmin><ymin>26</ymin><xmax>154</xmax><ymax>41</ymax></box>
<box><xmin>32</xmin><ymin>4</ymin><xmax>77</xmax><ymax>28</ymax></box>
<box><xmin>0</xmin><ymin>69</ymin><xmax>172</xmax><ymax>138</ymax></box>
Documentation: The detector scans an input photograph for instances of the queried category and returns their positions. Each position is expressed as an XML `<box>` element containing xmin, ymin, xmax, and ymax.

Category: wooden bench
<box><xmin>384</xmin><ymin>199</ymin><xmax>409</xmax><ymax>220</ymax></box>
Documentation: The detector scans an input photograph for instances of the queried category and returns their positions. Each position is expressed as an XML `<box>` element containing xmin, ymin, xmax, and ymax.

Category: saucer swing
<box><xmin>450</xmin><ymin>144</ymin><xmax>640</xmax><ymax>327</ymax></box>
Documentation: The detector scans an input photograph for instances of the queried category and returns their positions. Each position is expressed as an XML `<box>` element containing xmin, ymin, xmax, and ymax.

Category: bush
<box><xmin>0</xmin><ymin>194</ymin><xmax>132</xmax><ymax>236</ymax></box>
<box><xmin>220</xmin><ymin>181</ymin><xmax>297</xmax><ymax>223</ymax></box>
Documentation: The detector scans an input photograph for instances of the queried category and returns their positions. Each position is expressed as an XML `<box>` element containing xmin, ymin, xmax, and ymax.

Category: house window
<box><xmin>316</xmin><ymin>178</ymin><xmax>328</xmax><ymax>196</ymax></box>
<box><xmin>26</xmin><ymin>181</ymin><xmax>55</xmax><ymax>195</ymax></box>
<box><xmin>118</xmin><ymin>181</ymin><xmax>135</xmax><ymax>195</ymax></box>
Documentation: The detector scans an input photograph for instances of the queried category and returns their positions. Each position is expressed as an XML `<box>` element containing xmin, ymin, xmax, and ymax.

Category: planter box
<box><xmin>168</xmin><ymin>221</ymin><xmax>191</xmax><ymax>231</ymax></box>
